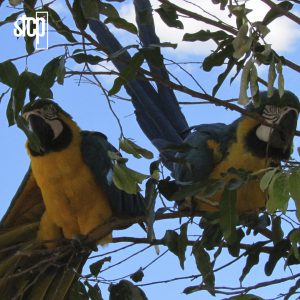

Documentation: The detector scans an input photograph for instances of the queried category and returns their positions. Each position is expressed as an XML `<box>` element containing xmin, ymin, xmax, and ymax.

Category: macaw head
<box><xmin>246</xmin><ymin>90</ymin><xmax>299</xmax><ymax>159</ymax></box>
<box><xmin>22</xmin><ymin>99</ymin><xmax>76</xmax><ymax>155</ymax></box>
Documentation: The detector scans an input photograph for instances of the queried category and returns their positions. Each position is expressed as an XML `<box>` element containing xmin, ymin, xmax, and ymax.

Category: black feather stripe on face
<box><xmin>27</xmin><ymin>115</ymin><xmax>73</xmax><ymax>156</ymax></box>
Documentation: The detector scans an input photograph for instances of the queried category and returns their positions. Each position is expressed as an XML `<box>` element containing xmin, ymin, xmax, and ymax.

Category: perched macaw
<box><xmin>173</xmin><ymin>90</ymin><xmax>300</xmax><ymax>213</ymax></box>
<box><xmin>0</xmin><ymin>99</ymin><xmax>145</xmax><ymax>299</ymax></box>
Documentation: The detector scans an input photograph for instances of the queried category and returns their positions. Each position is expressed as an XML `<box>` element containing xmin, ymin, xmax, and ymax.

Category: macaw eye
<box><xmin>43</xmin><ymin>104</ymin><xmax>57</xmax><ymax>119</ymax></box>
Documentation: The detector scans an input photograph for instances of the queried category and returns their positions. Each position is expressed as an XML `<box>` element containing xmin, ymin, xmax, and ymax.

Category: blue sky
<box><xmin>0</xmin><ymin>1</ymin><xmax>300</xmax><ymax>299</ymax></box>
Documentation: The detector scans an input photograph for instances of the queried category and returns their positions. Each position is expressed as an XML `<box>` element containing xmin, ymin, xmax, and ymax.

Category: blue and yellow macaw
<box><xmin>80</xmin><ymin>1</ymin><xmax>300</xmax><ymax>214</ymax></box>
<box><xmin>0</xmin><ymin>99</ymin><xmax>145</xmax><ymax>299</ymax></box>
<box><xmin>173</xmin><ymin>91</ymin><xmax>300</xmax><ymax>213</ymax></box>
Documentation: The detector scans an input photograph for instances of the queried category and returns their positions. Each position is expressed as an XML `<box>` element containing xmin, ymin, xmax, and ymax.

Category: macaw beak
<box><xmin>24</xmin><ymin>112</ymin><xmax>54</xmax><ymax>149</ymax></box>
<box><xmin>269</xmin><ymin>110</ymin><xmax>298</xmax><ymax>152</ymax></box>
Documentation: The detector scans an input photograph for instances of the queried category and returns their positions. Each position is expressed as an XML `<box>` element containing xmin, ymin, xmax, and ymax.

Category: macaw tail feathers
<box><xmin>88</xmin><ymin>0</ymin><xmax>189</xmax><ymax>170</ymax></box>
<box><xmin>0</xmin><ymin>170</ymin><xmax>89</xmax><ymax>300</ymax></box>
<box><xmin>0</xmin><ymin>223</ymin><xmax>88</xmax><ymax>300</ymax></box>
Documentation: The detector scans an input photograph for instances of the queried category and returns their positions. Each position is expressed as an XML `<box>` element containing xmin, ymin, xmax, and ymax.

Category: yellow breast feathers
<box><xmin>27</xmin><ymin>117</ymin><xmax>112</xmax><ymax>244</ymax></box>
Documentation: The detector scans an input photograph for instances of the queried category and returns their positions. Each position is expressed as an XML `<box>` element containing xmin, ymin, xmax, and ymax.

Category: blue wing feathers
<box><xmin>81</xmin><ymin>131</ymin><xmax>145</xmax><ymax>217</ymax></box>
<box><xmin>173</xmin><ymin>123</ymin><xmax>235</xmax><ymax>183</ymax></box>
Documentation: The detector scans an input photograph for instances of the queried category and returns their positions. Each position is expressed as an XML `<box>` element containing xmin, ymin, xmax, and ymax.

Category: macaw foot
<box><xmin>70</xmin><ymin>234</ymin><xmax>97</xmax><ymax>252</ymax></box>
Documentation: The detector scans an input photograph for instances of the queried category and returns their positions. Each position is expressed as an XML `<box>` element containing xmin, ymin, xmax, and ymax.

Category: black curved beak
<box><xmin>269</xmin><ymin>110</ymin><xmax>298</xmax><ymax>151</ymax></box>
<box><xmin>27</xmin><ymin>114</ymin><xmax>54</xmax><ymax>149</ymax></box>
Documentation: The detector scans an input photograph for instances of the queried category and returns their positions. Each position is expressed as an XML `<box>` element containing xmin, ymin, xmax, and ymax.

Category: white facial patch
<box><xmin>23</xmin><ymin>108</ymin><xmax>63</xmax><ymax>140</ymax></box>
<box><xmin>256</xmin><ymin>105</ymin><xmax>299</xmax><ymax>143</ymax></box>
<box><xmin>44</xmin><ymin>119</ymin><xmax>64</xmax><ymax>140</ymax></box>
<box><xmin>256</xmin><ymin>124</ymin><xmax>273</xmax><ymax>143</ymax></box>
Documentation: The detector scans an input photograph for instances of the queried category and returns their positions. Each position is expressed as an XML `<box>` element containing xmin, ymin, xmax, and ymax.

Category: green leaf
<box><xmin>107</xmin><ymin>150</ymin><xmax>128</xmax><ymax>163</ymax></box>
<box><xmin>212</xmin><ymin>57</ymin><xmax>235</xmax><ymax>96</ymax></box>
<box><xmin>260</xmin><ymin>168</ymin><xmax>277</xmax><ymax>191</ymax></box>
<box><xmin>156</xmin><ymin>3</ymin><xmax>183</xmax><ymax>29</ymax></box>
<box><xmin>262</xmin><ymin>1</ymin><xmax>293</xmax><ymax>25</ymax></box>
<box><xmin>267</xmin><ymin>172</ymin><xmax>289</xmax><ymax>214</ymax></box>
<box><xmin>24</xmin><ymin>32</ymin><xmax>35</xmax><ymax>54</ymax></box>
<box><xmin>162</xmin><ymin>224</ymin><xmax>188</xmax><ymax>270</ymax></box>
<box><xmin>272</xmin><ymin>216</ymin><xmax>283</xmax><ymax>244</ymax></box>
<box><xmin>288</xmin><ymin>172</ymin><xmax>300</xmax><ymax>221</ymax></box>
<box><xmin>149</xmin><ymin>42</ymin><xmax>177</xmax><ymax>49</ymax></box>
<box><xmin>232</xmin><ymin>23</ymin><xmax>253</xmax><ymax>59</ymax></box>
<box><xmin>99</xmin><ymin>2</ymin><xmax>119</xmax><ymax>18</ymax></box>
<box><xmin>145</xmin><ymin>178</ymin><xmax>158</xmax><ymax>242</ymax></box>
<box><xmin>249</xmin><ymin>63</ymin><xmax>259</xmax><ymax>99</ymax></box>
<box><xmin>163</xmin><ymin>230</ymin><xmax>179</xmax><ymax>254</ymax></box>
<box><xmin>276</xmin><ymin>60</ymin><xmax>284</xmax><ymax>97</ymax></box>
<box><xmin>192</xmin><ymin>241</ymin><xmax>215</xmax><ymax>294</ymax></box>
<box><xmin>13</xmin><ymin>71</ymin><xmax>31</xmax><ymax>111</ymax></box>
<box><xmin>227</xmin><ymin>228</ymin><xmax>245</xmax><ymax>257</ymax></box>
<box><xmin>0</xmin><ymin>60</ymin><xmax>19</xmax><ymax>88</ymax></box>
<box><xmin>178</xmin><ymin>223</ymin><xmax>188</xmax><ymax>269</ymax></box>
<box><xmin>219</xmin><ymin>189</ymin><xmax>238</xmax><ymax>244</ymax></box>
<box><xmin>183</xmin><ymin>30</ymin><xmax>231</xmax><ymax>43</ymax></box>
<box><xmin>265</xmin><ymin>239</ymin><xmax>290</xmax><ymax>276</ymax></box>
<box><xmin>44</xmin><ymin>6</ymin><xmax>77</xmax><ymax>42</ymax></box>
<box><xmin>289</xmin><ymin>229</ymin><xmax>300</xmax><ymax>261</ymax></box>
<box><xmin>6</xmin><ymin>91</ymin><xmax>15</xmax><ymax>126</ymax></box>
<box><xmin>119</xmin><ymin>138</ymin><xmax>153</xmax><ymax>159</ymax></box>
<box><xmin>9</xmin><ymin>0</ymin><xmax>23</xmax><ymax>6</ymax></box>
<box><xmin>202</xmin><ymin>44</ymin><xmax>233</xmax><ymax>72</ymax></box>
<box><xmin>69</xmin><ymin>280</ymin><xmax>89</xmax><ymax>300</ymax></box>
<box><xmin>109</xmin><ymin>52</ymin><xmax>144</xmax><ymax>96</ymax></box>
<box><xmin>80</xmin><ymin>0</ymin><xmax>100</xmax><ymax>20</ymax></box>
<box><xmin>41</xmin><ymin>57</ymin><xmax>61</xmax><ymax>87</ymax></box>
<box><xmin>150</xmin><ymin>160</ymin><xmax>160</xmax><ymax>179</ymax></box>
<box><xmin>109</xmin><ymin>280</ymin><xmax>148</xmax><ymax>300</ymax></box>
<box><xmin>267</xmin><ymin>58</ymin><xmax>277</xmax><ymax>98</ymax></box>
<box><xmin>0</xmin><ymin>11</ymin><xmax>23</xmax><ymax>26</ymax></box>
<box><xmin>26</xmin><ymin>72</ymin><xmax>53</xmax><ymax>98</ymax></box>
<box><xmin>139</xmin><ymin>48</ymin><xmax>164</xmax><ymax>68</ymax></box>
<box><xmin>253</xmin><ymin>21</ymin><xmax>270</xmax><ymax>38</ymax></box>
<box><xmin>239</xmin><ymin>242</ymin><xmax>264</xmax><ymax>282</ymax></box>
<box><xmin>86</xmin><ymin>283</ymin><xmax>103</xmax><ymax>300</ymax></box>
<box><xmin>201</xmin><ymin>222</ymin><xmax>223</xmax><ymax>250</ymax></box>
<box><xmin>89</xmin><ymin>257</ymin><xmax>111</xmax><ymax>277</ymax></box>
<box><xmin>57</xmin><ymin>56</ymin><xmax>65</xmax><ymax>85</ymax></box>
<box><xmin>130</xmin><ymin>268</ymin><xmax>144</xmax><ymax>283</ymax></box>
<box><xmin>72</xmin><ymin>53</ymin><xmax>103</xmax><ymax>65</ymax></box>
<box><xmin>170</xmin><ymin>181</ymin><xmax>204</xmax><ymax>201</ymax></box>
<box><xmin>112</xmin><ymin>163</ymin><xmax>148</xmax><ymax>194</ymax></box>
<box><xmin>104</xmin><ymin>17</ymin><xmax>137</xmax><ymax>34</ymax></box>
<box><xmin>228</xmin><ymin>4</ymin><xmax>252</xmax><ymax>29</ymax></box>
<box><xmin>238</xmin><ymin>59</ymin><xmax>252</xmax><ymax>105</ymax></box>
<box><xmin>73</xmin><ymin>0</ymin><xmax>87</xmax><ymax>30</ymax></box>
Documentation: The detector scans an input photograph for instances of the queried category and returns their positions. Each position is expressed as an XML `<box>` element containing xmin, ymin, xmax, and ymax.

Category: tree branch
<box><xmin>260</xmin><ymin>0</ymin><xmax>300</xmax><ymax>25</ymax></box>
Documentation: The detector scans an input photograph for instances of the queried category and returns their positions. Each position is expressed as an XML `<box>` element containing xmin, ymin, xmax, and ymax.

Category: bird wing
<box><xmin>1</xmin><ymin>168</ymin><xmax>44</xmax><ymax>227</ymax></box>
<box><xmin>0</xmin><ymin>169</ymin><xmax>88</xmax><ymax>299</ymax></box>
<box><xmin>80</xmin><ymin>131</ymin><xmax>145</xmax><ymax>217</ymax></box>
<box><xmin>173</xmin><ymin>123</ymin><xmax>229</xmax><ymax>183</ymax></box>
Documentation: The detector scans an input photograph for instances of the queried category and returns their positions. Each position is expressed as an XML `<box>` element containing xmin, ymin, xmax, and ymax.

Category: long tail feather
<box><xmin>87</xmin><ymin>0</ymin><xmax>189</xmax><ymax>169</ymax></box>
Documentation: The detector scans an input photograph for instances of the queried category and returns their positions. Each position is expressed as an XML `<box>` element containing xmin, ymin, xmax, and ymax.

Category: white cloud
<box><xmin>118</xmin><ymin>0</ymin><xmax>299</xmax><ymax>57</ymax></box>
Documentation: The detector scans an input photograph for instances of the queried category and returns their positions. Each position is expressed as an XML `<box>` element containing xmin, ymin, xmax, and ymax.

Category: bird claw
<box><xmin>70</xmin><ymin>234</ymin><xmax>96</xmax><ymax>252</ymax></box>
